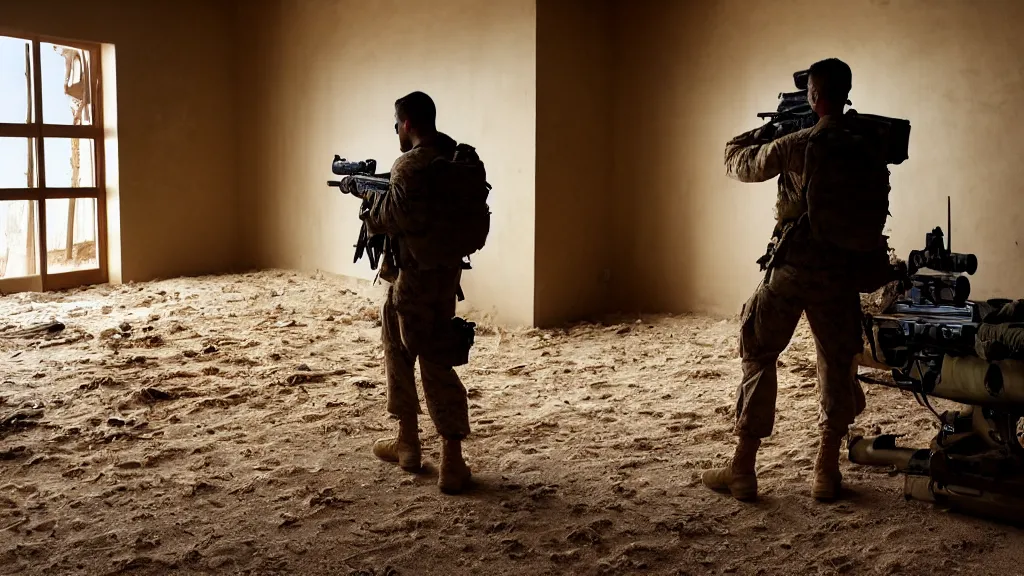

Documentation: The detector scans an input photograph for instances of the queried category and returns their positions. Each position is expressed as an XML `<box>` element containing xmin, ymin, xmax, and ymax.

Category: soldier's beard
<box><xmin>399</xmin><ymin>134</ymin><xmax>413</xmax><ymax>153</ymax></box>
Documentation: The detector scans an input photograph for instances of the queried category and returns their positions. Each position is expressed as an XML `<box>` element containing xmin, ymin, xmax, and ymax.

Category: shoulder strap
<box><xmin>799</xmin><ymin>117</ymin><xmax>832</xmax><ymax>193</ymax></box>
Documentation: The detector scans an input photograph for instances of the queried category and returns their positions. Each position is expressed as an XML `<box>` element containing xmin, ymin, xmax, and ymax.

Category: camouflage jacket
<box><xmin>363</xmin><ymin>133</ymin><xmax>461</xmax><ymax>308</ymax></box>
<box><xmin>724</xmin><ymin>123</ymin><xmax>818</xmax><ymax>230</ymax></box>
<box><xmin>363</xmin><ymin>132</ymin><xmax>458</xmax><ymax>274</ymax></box>
<box><xmin>724</xmin><ymin>116</ymin><xmax>861</xmax><ymax>271</ymax></box>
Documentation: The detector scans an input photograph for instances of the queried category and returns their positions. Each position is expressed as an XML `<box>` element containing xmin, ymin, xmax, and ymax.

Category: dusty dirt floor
<box><xmin>1</xmin><ymin>270</ymin><xmax>1023</xmax><ymax>576</ymax></box>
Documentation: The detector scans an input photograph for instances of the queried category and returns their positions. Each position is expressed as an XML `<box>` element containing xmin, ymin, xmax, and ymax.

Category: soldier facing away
<box><xmin>360</xmin><ymin>91</ymin><xmax>488</xmax><ymax>495</ymax></box>
<box><xmin>703</xmin><ymin>58</ymin><xmax>894</xmax><ymax>502</ymax></box>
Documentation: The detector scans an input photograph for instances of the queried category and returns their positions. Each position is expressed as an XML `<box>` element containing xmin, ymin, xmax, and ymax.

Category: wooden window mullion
<box><xmin>0</xmin><ymin>33</ymin><xmax>107</xmax><ymax>289</ymax></box>
<box><xmin>31</xmin><ymin>39</ymin><xmax>47</xmax><ymax>280</ymax></box>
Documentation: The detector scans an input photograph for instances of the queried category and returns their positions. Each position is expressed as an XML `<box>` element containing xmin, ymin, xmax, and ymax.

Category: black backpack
<box><xmin>802</xmin><ymin>113</ymin><xmax>892</xmax><ymax>254</ymax></box>
<box><xmin>406</xmin><ymin>143</ymin><xmax>492</xmax><ymax>267</ymax></box>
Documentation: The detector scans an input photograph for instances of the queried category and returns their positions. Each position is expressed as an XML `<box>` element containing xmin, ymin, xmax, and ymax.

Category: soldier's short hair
<box><xmin>808</xmin><ymin>58</ymin><xmax>852</xmax><ymax>102</ymax></box>
<box><xmin>395</xmin><ymin>91</ymin><xmax>436</xmax><ymax>130</ymax></box>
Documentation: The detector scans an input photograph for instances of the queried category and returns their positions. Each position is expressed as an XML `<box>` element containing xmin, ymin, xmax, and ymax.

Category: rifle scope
<box><xmin>908</xmin><ymin>250</ymin><xmax>978</xmax><ymax>276</ymax></box>
<box><xmin>332</xmin><ymin>156</ymin><xmax>377</xmax><ymax>176</ymax></box>
<box><xmin>793</xmin><ymin>70</ymin><xmax>809</xmax><ymax>91</ymax></box>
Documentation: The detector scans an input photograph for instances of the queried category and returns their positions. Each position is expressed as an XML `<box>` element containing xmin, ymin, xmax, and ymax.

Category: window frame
<box><xmin>0</xmin><ymin>31</ymin><xmax>108</xmax><ymax>292</ymax></box>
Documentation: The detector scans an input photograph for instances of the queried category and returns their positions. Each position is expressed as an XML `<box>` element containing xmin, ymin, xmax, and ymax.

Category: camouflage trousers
<box><xmin>735</xmin><ymin>263</ymin><xmax>867</xmax><ymax>438</ymax></box>
<box><xmin>381</xmin><ymin>269</ymin><xmax>470</xmax><ymax>440</ymax></box>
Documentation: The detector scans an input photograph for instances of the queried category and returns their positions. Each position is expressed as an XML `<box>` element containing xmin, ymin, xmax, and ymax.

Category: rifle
<box><xmin>326</xmin><ymin>155</ymin><xmax>393</xmax><ymax>270</ymax></box>
<box><xmin>756</xmin><ymin>69</ymin><xmax>912</xmax><ymax>166</ymax></box>
<box><xmin>756</xmin><ymin>70</ymin><xmax>820</xmax><ymax>141</ymax></box>
<box><xmin>324</xmin><ymin>153</ymin><xmax>470</xmax><ymax>301</ymax></box>
<box><xmin>853</xmin><ymin>197</ymin><xmax>1024</xmax><ymax>526</ymax></box>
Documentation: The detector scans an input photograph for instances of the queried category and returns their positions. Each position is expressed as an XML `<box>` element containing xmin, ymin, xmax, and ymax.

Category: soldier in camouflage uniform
<box><xmin>702</xmin><ymin>59</ymin><xmax>868</xmax><ymax>502</ymax></box>
<box><xmin>361</xmin><ymin>92</ymin><xmax>472</xmax><ymax>495</ymax></box>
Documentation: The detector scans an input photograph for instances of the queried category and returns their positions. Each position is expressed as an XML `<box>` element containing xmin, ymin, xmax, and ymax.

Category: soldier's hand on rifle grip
<box><xmin>340</xmin><ymin>176</ymin><xmax>358</xmax><ymax>197</ymax></box>
<box><xmin>753</xmin><ymin>122</ymin><xmax>777</xmax><ymax>143</ymax></box>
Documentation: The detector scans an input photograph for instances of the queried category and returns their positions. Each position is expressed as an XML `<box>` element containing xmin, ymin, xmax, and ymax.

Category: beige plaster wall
<box><xmin>0</xmin><ymin>0</ymin><xmax>241</xmax><ymax>282</ymax></box>
<box><xmin>534</xmin><ymin>0</ymin><xmax>614</xmax><ymax>327</ymax></box>
<box><xmin>612</xmin><ymin>0</ymin><xmax>1024</xmax><ymax>316</ymax></box>
<box><xmin>237</xmin><ymin>0</ymin><xmax>537</xmax><ymax>326</ymax></box>
<box><xmin>14</xmin><ymin>0</ymin><xmax>1013</xmax><ymax>327</ymax></box>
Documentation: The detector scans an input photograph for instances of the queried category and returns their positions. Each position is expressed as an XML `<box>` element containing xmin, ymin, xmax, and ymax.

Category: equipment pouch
<box><xmin>450</xmin><ymin>316</ymin><xmax>476</xmax><ymax>367</ymax></box>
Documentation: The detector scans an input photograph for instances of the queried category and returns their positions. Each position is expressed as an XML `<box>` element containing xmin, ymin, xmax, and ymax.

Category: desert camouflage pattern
<box><xmin>735</xmin><ymin>264</ymin><xmax>866</xmax><ymax>437</ymax></box>
<box><xmin>365</xmin><ymin>132</ymin><xmax>458</xmax><ymax>269</ymax></box>
<box><xmin>724</xmin><ymin>117</ymin><xmax>866</xmax><ymax>437</ymax></box>
<box><xmin>363</xmin><ymin>134</ymin><xmax>470</xmax><ymax>440</ymax></box>
<box><xmin>381</xmin><ymin>277</ymin><xmax>470</xmax><ymax>440</ymax></box>
<box><xmin>725</xmin><ymin>125</ymin><xmax>813</xmax><ymax>227</ymax></box>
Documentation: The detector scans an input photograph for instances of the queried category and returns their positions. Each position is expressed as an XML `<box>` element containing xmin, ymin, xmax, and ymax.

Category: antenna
<box><xmin>947</xmin><ymin>196</ymin><xmax>951</xmax><ymax>253</ymax></box>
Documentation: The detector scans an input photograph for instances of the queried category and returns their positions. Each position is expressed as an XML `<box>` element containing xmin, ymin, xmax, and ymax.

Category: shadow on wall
<box><xmin>236</xmin><ymin>0</ymin><xmax>537</xmax><ymax>327</ymax></box>
<box><xmin>534</xmin><ymin>0</ymin><xmax>614</xmax><ymax>327</ymax></box>
<box><xmin>611</xmin><ymin>0</ymin><xmax>1024</xmax><ymax>318</ymax></box>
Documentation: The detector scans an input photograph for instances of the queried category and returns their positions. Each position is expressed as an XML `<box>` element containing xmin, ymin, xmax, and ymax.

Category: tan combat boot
<box><xmin>438</xmin><ymin>438</ymin><xmax>472</xmax><ymax>495</ymax></box>
<box><xmin>373</xmin><ymin>417</ymin><xmax>421</xmax><ymax>472</ymax></box>
<box><xmin>811</xmin><ymin>427</ymin><xmax>845</xmax><ymax>501</ymax></box>
<box><xmin>702</xmin><ymin>436</ymin><xmax>761</xmax><ymax>501</ymax></box>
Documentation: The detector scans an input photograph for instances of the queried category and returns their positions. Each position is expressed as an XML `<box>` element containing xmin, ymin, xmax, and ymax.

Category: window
<box><xmin>0</xmin><ymin>33</ymin><xmax>107</xmax><ymax>292</ymax></box>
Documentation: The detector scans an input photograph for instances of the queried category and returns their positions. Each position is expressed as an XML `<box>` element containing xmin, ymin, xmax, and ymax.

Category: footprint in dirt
<box><xmin>567</xmin><ymin>525</ymin><xmax>602</xmax><ymax>546</ymax></box>
<box><xmin>204</xmin><ymin>540</ymin><xmax>257</xmax><ymax>570</ymax></box>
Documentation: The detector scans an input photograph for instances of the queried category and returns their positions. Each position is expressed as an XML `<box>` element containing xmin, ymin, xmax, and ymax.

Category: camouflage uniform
<box><xmin>364</xmin><ymin>133</ymin><xmax>471</xmax><ymax>441</ymax></box>
<box><xmin>725</xmin><ymin>123</ymin><xmax>867</xmax><ymax>438</ymax></box>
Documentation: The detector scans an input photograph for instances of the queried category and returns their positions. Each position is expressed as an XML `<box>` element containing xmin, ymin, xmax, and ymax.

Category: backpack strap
<box><xmin>798</xmin><ymin>117</ymin><xmax>831</xmax><ymax>201</ymax></box>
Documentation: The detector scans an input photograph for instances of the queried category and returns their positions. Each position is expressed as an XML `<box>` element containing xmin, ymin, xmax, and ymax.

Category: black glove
<box><xmin>753</xmin><ymin>122</ymin><xmax>777</xmax><ymax>143</ymax></box>
<box><xmin>339</xmin><ymin>177</ymin><xmax>358</xmax><ymax>196</ymax></box>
